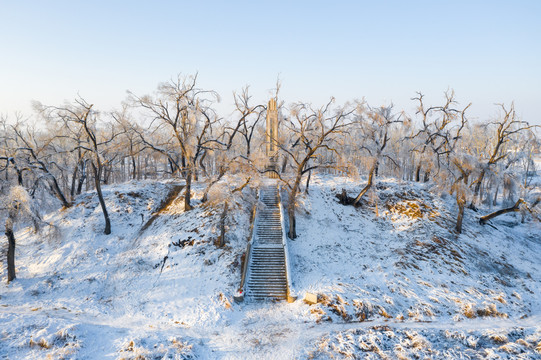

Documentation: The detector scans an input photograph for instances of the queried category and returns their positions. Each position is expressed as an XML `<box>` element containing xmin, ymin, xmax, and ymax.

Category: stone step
<box><xmin>245</xmin><ymin>184</ymin><xmax>290</xmax><ymax>301</ymax></box>
<box><xmin>250</xmin><ymin>267</ymin><xmax>285</xmax><ymax>271</ymax></box>
<box><xmin>250</xmin><ymin>292</ymin><xmax>286</xmax><ymax>296</ymax></box>
<box><xmin>249</xmin><ymin>288</ymin><xmax>287</xmax><ymax>293</ymax></box>
<box><xmin>248</xmin><ymin>289</ymin><xmax>287</xmax><ymax>293</ymax></box>
<box><xmin>250</xmin><ymin>264</ymin><xmax>285</xmax><ymax>267</ymax></box>
<box><xmin>250</xmin><ymin>294</ymin><xmax>287</xmax><ymax>298</ymax></box>
<box><xmin>251</xmin><ymin>259</ymin><xmax>284</xmax><ymax>262</ymax></box>
<box><xmin>248</xmin><ymin>280</ymin><xmax>286</xmax><ymax>284</ymax></box>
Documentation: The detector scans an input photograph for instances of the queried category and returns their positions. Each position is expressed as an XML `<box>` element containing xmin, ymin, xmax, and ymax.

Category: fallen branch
<box><xmin>479</xmin><ymin>198</ymin><xmax>525</xmax><ymax>225</ymax></box>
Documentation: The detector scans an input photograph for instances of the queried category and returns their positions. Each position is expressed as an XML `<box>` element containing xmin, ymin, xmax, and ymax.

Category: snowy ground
<box><xmin>1</xmin><ymin>174</ymin><xmax>540</xmax><ymax>359</ymax></box>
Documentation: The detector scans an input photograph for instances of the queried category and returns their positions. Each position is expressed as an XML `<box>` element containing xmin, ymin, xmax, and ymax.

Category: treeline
<box><xmin>1</xmin><ymin>74</ymin><xmax>540</xmax><ymax>243</ymax></box>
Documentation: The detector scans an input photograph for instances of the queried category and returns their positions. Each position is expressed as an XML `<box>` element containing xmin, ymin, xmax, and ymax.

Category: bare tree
<box><xmin>350</xmin><ymin>104</ymin><xmax>403</xmax><ymax>206</ymax></box>
<box><xmin>9</xmin><ymin>119</ymin><xmax>71</xmax><ymax>208</ymax></box>
<box><xmin>470</xmin><ymin>103</ymin><xmax>538</xmax><ymax>208</ymax></box>
<box><xmin>409</xmin><ymin>91</ymin><xmax>470</xmax><ymax>182</ymax></box>
<box><xmin>2</xmin><ymin>186</ymin><xmax>41</xmax><ymax>282</ymax></box>
<box><xmin>129</xmin><ymin>74</ymin><xmax>222</xmax><ymax>211</ymax></box>
<box><xmin>231</xmin><ymin>86</ymin><xmax>266</xmax><ymax>158</ymax></box>
<box><xmin>274</xmin><ymin>98</ymin><xmax>354</xmax><ymax>238</ymax></box>
<box><xmin>112</xmin><ymin>105</ymin><xmax>143</xmax><ymax>180</ymax></box>
<box><xmin>37</xmin><ymin>98</ymin><xmax>121</xmax><ymax>235</ymax></box>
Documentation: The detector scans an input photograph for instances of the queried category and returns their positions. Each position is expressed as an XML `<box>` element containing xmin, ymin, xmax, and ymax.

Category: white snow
<box><xmin>1</xmin><ymin>174</ymin><xmax>540</xmax><ymax>359</ymax></box>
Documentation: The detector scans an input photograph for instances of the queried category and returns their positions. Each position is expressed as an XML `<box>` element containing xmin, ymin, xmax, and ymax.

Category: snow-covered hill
<box><xmin>1</xmin><ymin>175</ymin><xmax>540</xmax><ymax>359</ymax></box>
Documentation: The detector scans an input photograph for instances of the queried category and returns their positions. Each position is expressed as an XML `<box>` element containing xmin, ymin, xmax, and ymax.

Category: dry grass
<box><xmin>218</xmin><ymin>292</ymin><xmax>232</xmax><ymax>309</ymax></box>
<box><xmin>487</xmin><ymin>332</ymin><xmax>508</xmax><ymax>344</ymax></box>
<box><xmin>29</xmin><ymin>337</ymin><xmax>51</xmax><ymax>349</ymax></box>
<box><xmin>385</xmin><ymin>199</ymin><xmax>440</xmax><ymax>220</ymax></box>
<box><xmin>353</xmin><ymin>300</ymin><xmax>374</xmax><ymax>321</ymax></box>
<box><xmin>516</xmin><ymin>338</ymin><xmax>531</xmax><ymax>348</ymax></box>
<box><xmin>310</xmin><ymin>307</ymin><xmax>331</xmax><ymax>323</ymax></box>
<box><xmin>498</xmin><ymin>342</ymin><xmax>521</xmax><ymax>354</ymax></box>
<box><xmin>462</xmin><ymin>302</ymin><xmax>476</xmax><ymax>319</ymax></box>
<box><xmin>379</xmin><ymin>307</ymin><xmax>393</xmax><ymax>319</ymax></box>
<box><xmin>317</xmin><ymin>293</ymin><xmax>350</xmax><ymax>321</ymax></box>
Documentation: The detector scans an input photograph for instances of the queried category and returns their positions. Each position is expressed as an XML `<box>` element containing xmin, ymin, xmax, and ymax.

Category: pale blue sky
<box><xmin>1</xmin><ymin>1</ymin><xmax>540</xmax><ymax>124</ymax></box>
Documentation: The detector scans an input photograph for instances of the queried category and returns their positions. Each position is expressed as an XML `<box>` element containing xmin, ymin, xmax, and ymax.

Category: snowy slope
<box><xmin>1</xmin><ymin>174</ymin><xmax>540</xmax><ymax>359</ymax></box>
<box><xmin>288</xmin><ymin>175</ymin><xmax>541</xmax><ymax>358</ymax></box>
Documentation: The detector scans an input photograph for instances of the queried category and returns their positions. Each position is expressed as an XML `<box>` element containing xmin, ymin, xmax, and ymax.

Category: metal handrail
<box><xmin>236</xmin><ymin>190</ymin><xmax>259</xmax><ymax>300</ymax></box>
<box><xmin>277</xmin><ymin>185</ymin><xmax>296</xmax><ymax>302</ymax></box>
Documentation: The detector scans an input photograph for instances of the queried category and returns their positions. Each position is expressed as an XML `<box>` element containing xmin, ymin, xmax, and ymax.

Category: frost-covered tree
<box><xmin>409</xmin><ymin>91</ymin><xmax>470</xmax><ymax>183</ymax></box>
<box><xmin>10</xmin><ymin>119</ymin><xmax>71</xmax><ymax>208</ymax></box>
<box><xmin>469</xmin><ymin>103</ymin><xmax>538</xmax><ymax>209</ymax></box>
<box><xmin>350</xmin><ymin>103</ymin><xmax>403</xmax><ymax>206</ymax></box>
<box><xmin>230</xmin><ymin>86</ymin><xmax>266</xmax><ymax>158</ymax></box>
<box><xmin>1</xmin><ymin>186</ymin><xmax>41</xmax><ymax>282</ymax></box>
<box><xmin>36</xmin><ymin>97</ymin><xmax>122</xmax><ymax>235</ymax></box>
<box><xmin>276</xmin><ymin>98</ymin><xmax>354</xmax><ymax>238</ymax></box>
<box><xmin>129</xmin><ymin>74</ymin><xmax>223</xmax><ymax>211</ymax></box>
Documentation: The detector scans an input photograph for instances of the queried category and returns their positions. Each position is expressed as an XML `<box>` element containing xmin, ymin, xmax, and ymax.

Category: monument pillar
<box><xmin>266</xmin><ymin>98</ymin><xmax>279</xmax><ymax>178</ymax></box>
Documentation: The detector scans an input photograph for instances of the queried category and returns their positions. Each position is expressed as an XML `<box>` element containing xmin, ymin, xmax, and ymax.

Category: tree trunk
<box><xmin>480</xmin><ymin>199</ymin><xmax>525</xmax><ymax>225</ymax></box>
<box><xmin>181</xmin><ymin>155</ymin><xmax>187</xmax><ymax>178</ymax></box>
<box><xmin>70</xmin><ymin>161</ymin><xmax>79</xmax><ymax>200</ymax></box>
<box><xmin>415</xmin><ymin>163</ymin><xmax>422</xmax><ymax>182</ymax></box>
<box><xmin>199</xmin><ymin>151</ymin><xmax>207</xmax><ymax>179</ymax></box>
<box><xmin>6</xmin><ymin>216</ymin><xmax>16</xmax><ymax>282</ymax></box>
<box><xmin>493</xmin><ymin>184</ymin><xmax>499</xmax><ymax>206</ymax></box>
<box><xmin>281</xmin><ymin>156</ymin><xmax>288</xmax><ymax>173</ymax></box>
<box><xmin>184</xmin><ymin>168</ymin><xmax>193</xmax><ymax>211</ymax></box>
<box><xmin>287</xmin><ymin>170</ymin><xmax>304</xmax><ymax>239</ymax></box>
<box><xmin>423</xmin><ymin>170</ymin><xmax>430</xmax><ymax>183</ymax></box>
<box><xmin>132</xmin><ymin>156</ymin><xmax>137</xmax><ymax>180</ymax></box>
<box><xmin>16</xmin><ymin>169</ymin><xmax>23</xmax><ymax>187</ymax></box>
<box><xmin>232</xmin><ymin>177</ymin><xmax>251</xmax><ymax>194</ymax></box>
<box><xmin>288</xmin><ymin>201</ymin><xmax>296</xmax><ymax>239</ymax></box>
<box><xmin>49</xmin><ymin>176</ymin><xmax>71</xmax><ymax>208</ymax></box>
<box><xmin>92</xmin><ymin>162</ymin><xmax>111</xmax><ymax>235</ymax></box>
<box><xmin>353</xmin><ymin>163</ymin><xmax>376</xmax><ymax>207</ymax></box>
<box><xmin>471</xmin><ymin>170</ymin><xmax>485</xmax><ymax>208</ymax></box>
<box><xmin>304</xmin><ymin>170</ymin><xmax>312</xmax><ymax>194</ymax></box>
<box><xmin>201</xmin><ymin>167</ymin><xmax>226</xmax><ymax>203</ymax></box>
<box><xmin>456</xmin><ymin>195</ymin><xmax>465</xmax><ymax>233</ymax></box>
<box><xmin>76</xmin><ymin>161</ymin><xmax>87</xmax><ymax>195</ymax></box>
<box><xmin>217</xmin><ymin>202</ymin><xmax>228</xmax><ymax>247</ymax></box>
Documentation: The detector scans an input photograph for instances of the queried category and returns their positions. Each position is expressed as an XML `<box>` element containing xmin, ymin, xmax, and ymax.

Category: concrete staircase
<box><xmin>245</xmin><ymin>183</ymin><xmax>289</xmax><ymax>300</ymax></box>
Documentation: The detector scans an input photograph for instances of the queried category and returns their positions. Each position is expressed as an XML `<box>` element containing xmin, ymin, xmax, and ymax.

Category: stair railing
<box><xmin>277</xmin><ymin>185</ymin><xmax>297</xmax><ymax>303</ymax></box>
<box><xmin>234</xmin><ymin>188</ymin><xmax>259</xmax><ymax>302</ymax></box>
